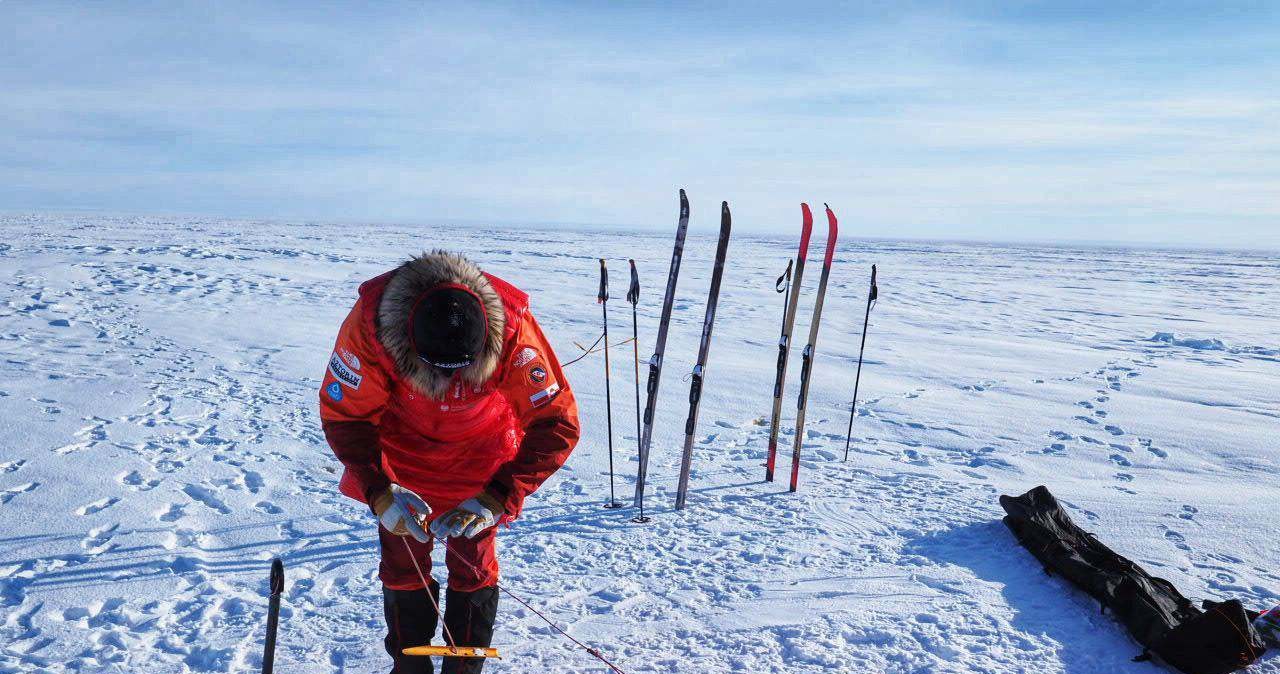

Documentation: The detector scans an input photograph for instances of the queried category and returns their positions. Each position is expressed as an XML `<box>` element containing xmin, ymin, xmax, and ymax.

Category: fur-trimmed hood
<box><xmin>376</xmin><ymin>251</ymin><xmax>506</xmax><ymax>399</ymax></box>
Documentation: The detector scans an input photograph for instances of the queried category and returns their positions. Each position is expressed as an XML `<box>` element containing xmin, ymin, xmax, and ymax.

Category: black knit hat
<box><xmin>410</xmin><ymin>284</ymin><xmax>488</xmax><ymax>371</ymax></box>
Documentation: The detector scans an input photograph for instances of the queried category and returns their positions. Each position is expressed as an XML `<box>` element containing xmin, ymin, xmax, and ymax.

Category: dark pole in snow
<box><xmin>843</xmin><ymin>265</ymin><xmax>878</xmax><ymax>462</ymax></box>
<box><xmin>625</xmin><ymin>260</ymin><xmax>641</xmax><ymax>514</ymax></box>
<box><xmin>599</xmin><ymin>259</ymin><xmax>622</xmax><ymax>508</ymax></box>
<box><xmin>261</xmin><ymin>557</ymin><xmax>284</xmax><ymax>674</ymax></box>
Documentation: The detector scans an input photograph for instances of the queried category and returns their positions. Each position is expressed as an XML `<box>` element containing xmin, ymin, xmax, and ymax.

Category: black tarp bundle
<box><xmin>1000</xmin><ymin>486</ymin><xmax>1267</xmax><ymax>674</ymax></box>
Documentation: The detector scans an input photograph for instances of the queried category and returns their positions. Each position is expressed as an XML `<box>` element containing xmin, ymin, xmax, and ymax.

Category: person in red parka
<box><xmin>319</xmin><ymin>251</ymin><xmax>580</xmax><ymax>674</ymax></box>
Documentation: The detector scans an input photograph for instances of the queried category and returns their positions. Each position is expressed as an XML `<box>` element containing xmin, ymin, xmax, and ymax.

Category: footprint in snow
<box><xmin>1163</xmin><ymin>528</ymin><xmax>1191</xmax><ymax>551</ymax></box>
<box><xmin>82</xmin><ymin>523</ymin><xmax>120</xmax><ymax>553</ymax></box>
<box><xmin>76</xmin><ymin>497</ymin><xmax>120</xmax><ymax>516</ymax></box>
<box><xmin>119</xmin><ymin>470</ymin><xmax>159</xmax><ymax>491</ymax></box>
<box><xmin>1104</xmin><ymin>424</ymin><xmax>1124</xmax><ymax>436</ymax></box>
<box><xmin>0</xmin><ymin>459</ymin><xmax>25</xmax><ymax>473</ymax></box>
<box><xmin>157</xmin><ymin>503</ymin><xmax>185</xmax><ymax>522</ymax></box>
<box><xmin>182</xmin><ymin>484</ymin><xmax>231</xmax><ymax>514</ymax></box>
<box><xmin>1109</xmin><ymin>454</ymin><xmax>1133</xmax><ymax>467</ymax></box>
<box><xmin>255</xmin><ymin>501</ymin><xmax>283</xmax><ymax>514</ymax></box>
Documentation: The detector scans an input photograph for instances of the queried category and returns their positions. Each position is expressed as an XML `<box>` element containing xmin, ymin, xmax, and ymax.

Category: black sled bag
<box><xmin>1000</xmin><ymin>486</ymin><xmax>1266</xmax><ymax>674</ymax></box>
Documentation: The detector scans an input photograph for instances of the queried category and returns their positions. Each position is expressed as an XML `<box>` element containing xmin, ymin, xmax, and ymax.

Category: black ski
<box><xmin>632</xmin><ymin>189</ymin><xmax>690</xmax><ymax>519</ymax></box>
<box><xmin>765</xmin><ymin>204</ymin><xmax>813</xmax><ymax>482</ymax></box>
<box><xmin>843</xmin><ymin>264</ymin><xmax>878</xmax><ymax>461</ymax></box>
<box><xmin>789</xmin><ymin>204</ymin><xmax>838</xmax><ymax>492</ymax></box>
<box><xmin>675</xmin><ymin>201</ymin><xmax>732</xmax><ymax>510</ymax></box>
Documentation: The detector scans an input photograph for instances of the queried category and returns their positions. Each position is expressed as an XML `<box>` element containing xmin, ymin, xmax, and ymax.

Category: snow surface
<box><xmin>1</xmin><ymin>213</ymin><xmax>1278</xmax><ymax>673</ymax></box>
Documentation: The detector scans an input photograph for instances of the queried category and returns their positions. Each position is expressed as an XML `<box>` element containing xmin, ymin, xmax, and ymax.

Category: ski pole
<box><xmin>599</xmin><ymin>259</ymin><xmax>621</xmax><ymax>509</ymax></box>
<box><xmin>625</xmin><ymin>259</ymin><xmax>640</xmax><ymax>513</ymax></box>
<box><xmin>843</xmin><ymin>264</ymin><xmax>878</xmax><ymax>461</ymax></box>
<box><xmin>776</xmin><ymin>258</ymin><xmax>793</xmax><ymax>335</ymax></box>
<box><xmin>261</xmin><ymin>557</ymin><xmax>284</xmax><ymax>674</ymax></box>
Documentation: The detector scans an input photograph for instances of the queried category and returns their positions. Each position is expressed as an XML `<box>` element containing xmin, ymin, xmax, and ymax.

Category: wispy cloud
<box><xmin>1</xmin><ymin>1</ymin><xmax>1277</xmax><ymax>246</ymax></box>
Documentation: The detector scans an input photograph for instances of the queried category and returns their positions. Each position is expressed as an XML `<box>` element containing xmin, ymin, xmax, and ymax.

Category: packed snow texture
<box><xmin>0</xmin><ymin>214</ymin><xmax>1277</xmax><ymax>673</ymax></box>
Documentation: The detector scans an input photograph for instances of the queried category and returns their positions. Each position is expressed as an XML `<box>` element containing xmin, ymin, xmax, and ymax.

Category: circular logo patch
<box><xmin>529</xmin><ymin>366</ymin><xmax>547</xmax><ymax>384</ymax></box>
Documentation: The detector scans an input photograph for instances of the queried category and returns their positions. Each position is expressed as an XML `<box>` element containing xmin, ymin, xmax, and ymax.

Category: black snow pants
<box><xmin>383</xmin><ymin>583</ymin><xmax>499</xmax><ymax>674</ymax></box>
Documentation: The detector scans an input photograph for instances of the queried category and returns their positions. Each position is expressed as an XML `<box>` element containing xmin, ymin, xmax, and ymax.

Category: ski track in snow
<box><xmin>1</xmin><ymin>215</ymin><xmax>1278</xmax><ymax>673</ymax></box>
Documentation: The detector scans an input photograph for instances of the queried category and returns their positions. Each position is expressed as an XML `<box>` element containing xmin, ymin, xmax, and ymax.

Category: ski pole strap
<box><xmin>598</xmin><ymin>259</ymin><xmax>609</xmax><ymax>303</ymax></box>
<box><xmin>627</xmin><ymin>259</ymin><xmax>639</xmax><ymax>305</ymax></box>
<box><xmin>776</xmin><ymin>259</ymin><xmax>793</xmax><ymax>293</ymax></box>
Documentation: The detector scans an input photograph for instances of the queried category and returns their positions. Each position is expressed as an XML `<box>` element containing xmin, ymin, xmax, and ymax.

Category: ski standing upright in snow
<box><xmin>598</xmin><ymin>258</ymin><xmax>622</xmax><ymax>508</ymax></box>
<box><xmin>632</xmin><ymin>189</ymin><xmax>690</xmax><ymax>521</ymax></box>
<box><xmin>843</xmin><ymin>264</ymin><xmax>878</xmax><ymax>461</ymax></box>
<box><xmin>765</xmin><ymin>204</ymin><xmax>814</xmax><ymax>482</ymax></box>
<box><xmin>675</xmin><ymin>201</ymin><xmax>732</xmax><ymax>510</ymax></box>
<box><xmin>789</xmin><ymin>204</ymin><xmax>839</xmax><ymax>492</ymax></box>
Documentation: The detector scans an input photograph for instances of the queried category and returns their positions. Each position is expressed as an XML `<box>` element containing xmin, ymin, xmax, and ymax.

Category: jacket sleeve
<box><xmin>485</xmin><ymin>309</ymin><xmax>581</xmax><ymax>516</ymax></box>
<box><xmin>318</xmin><ymin>297</ymin><xmax>393</xmax><ymax>506</ymax></box>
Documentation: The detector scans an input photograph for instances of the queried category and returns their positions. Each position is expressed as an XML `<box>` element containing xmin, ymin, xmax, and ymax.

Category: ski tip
<box><xmin>679</xmin><ymin>188</ymin><xmax>687</xmax><ymax>199</ymax></box>
<box><xmin>721</xmin><ymin>200</ymin><xmax>729</xmax><ymax>210</ymax></box>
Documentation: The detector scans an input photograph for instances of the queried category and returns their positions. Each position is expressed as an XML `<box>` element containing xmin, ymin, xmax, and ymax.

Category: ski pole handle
<box><xmin>868</xmin><ymin>264</ymin><xmax>879</xmax><ymax>303</ymax></box>
<box><xmin>598</xmin><ymin>259</ymin><xmax>609</xmax><ymax>304</ymax></box>
<box><xmin>776</xmin><ymin>258</ymin><xmax>793</xmax><ymax>293</ymax></box>
<box><xmin>627</xmin><ymin>259</ymin><xmax>639</xmax><ymax>306</ymax></box>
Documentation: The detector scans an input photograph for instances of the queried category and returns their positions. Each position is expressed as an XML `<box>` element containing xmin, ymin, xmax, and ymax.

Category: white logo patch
<box><xmin>513</xmin><ymin>347</ymin><xmax>539</xmax><ymax>368</ymax></box>
<box><xmin>329</xmin><ymin>352</ymin><xmax>363</xmax><ymax>389</ymax></box>
<box><xmin>339</xmin><ymin>348</ymin><xmax>361</xmax><ymax>370</ymax></box>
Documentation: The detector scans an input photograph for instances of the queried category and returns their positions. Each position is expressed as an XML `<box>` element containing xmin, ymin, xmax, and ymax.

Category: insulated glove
<box><xmin>372</xmin><ymin>484</ymin><xmax>432</xmax><ymax>543</ymax></box>
<box><xmin>430</xmin><ymin>492</ymin><xmax>504</xmax><ymax>539</ymax></box>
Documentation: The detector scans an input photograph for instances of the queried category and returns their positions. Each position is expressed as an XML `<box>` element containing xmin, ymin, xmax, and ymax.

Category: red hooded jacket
<box><xmin>318</xmin><ymin>252</ymin><xmax>580</xmax><ymax>518</ymax></box>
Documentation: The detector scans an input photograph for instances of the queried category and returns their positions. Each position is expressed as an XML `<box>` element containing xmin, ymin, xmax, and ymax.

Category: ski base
<box><xmin>403</xmin><ymin>646</ymin><xmax>501</xmax><ymax>659</ymax></box>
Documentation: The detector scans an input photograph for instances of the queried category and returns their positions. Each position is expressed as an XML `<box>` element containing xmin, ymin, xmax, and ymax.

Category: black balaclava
<box><xmin>409</xmin><ymin>284</ymin><xmax>487</xmax><ymax>372</ymax></box>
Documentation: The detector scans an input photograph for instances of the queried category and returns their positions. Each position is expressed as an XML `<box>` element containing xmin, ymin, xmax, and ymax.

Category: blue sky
<box><xmin>2</xmin><ymin>2</ymin><xmax>1277</xmax><ymax>246</ymax></box>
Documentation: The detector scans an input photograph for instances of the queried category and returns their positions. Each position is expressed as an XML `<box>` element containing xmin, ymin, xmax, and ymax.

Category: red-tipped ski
<box><xmin>789</xmin><ymin>204</ymin><xmax>838</xmax><ymax>492</ymax></box>
<box><xmin>765</xmin><ymin>204</ymin><xmax>813</xmax><ymax>482</ymax></box>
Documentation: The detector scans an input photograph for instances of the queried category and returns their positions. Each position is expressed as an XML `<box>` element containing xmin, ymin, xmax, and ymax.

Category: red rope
<box><xmin>400</xmin><ymin>537</ymin><xmax>459</xmax><ymax>650</ymax></box>
<box><xmin>437</xmin><ymin>534</ymin><xmax>630</xmax><ymax>674</ymax></box>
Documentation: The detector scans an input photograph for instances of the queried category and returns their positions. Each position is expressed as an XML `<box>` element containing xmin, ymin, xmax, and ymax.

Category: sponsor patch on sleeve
<box><xmin>528</xmin><ymin>382</ymin><xmax>561</xmax><ymax>408</ymax></box>
<box><xmin>329</xmin><ymin>351</ymin><xmax>363</xmax><ymax>389</ymax></box>
<box><xmin>326</xmin><ymin>381</ymin><xmax>344</xmax><ymax>401</ymax></box>
<box><xmin>528</xmin><ymin>365</ymin><xmax>547</xmax><ymax>384</ymax></box>
<box><xmin>512</xmin><ymin>346</ymin><xmax>539</xmax><ymax>368</ymax></box>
